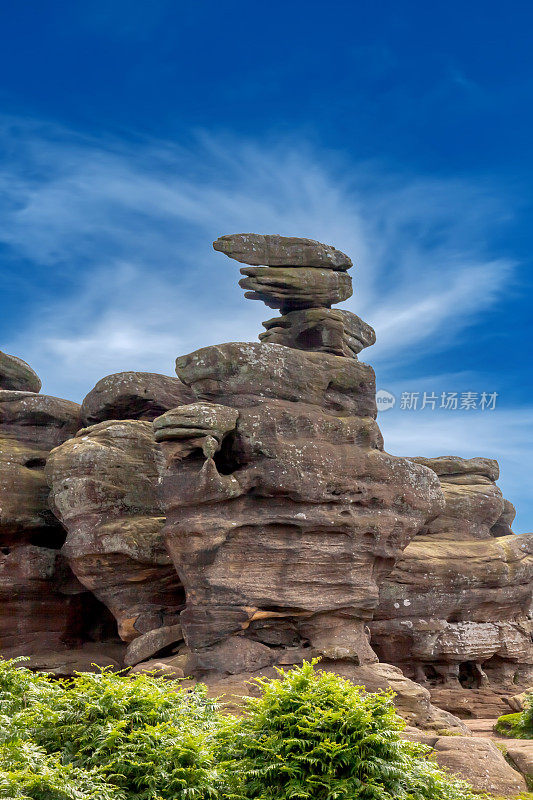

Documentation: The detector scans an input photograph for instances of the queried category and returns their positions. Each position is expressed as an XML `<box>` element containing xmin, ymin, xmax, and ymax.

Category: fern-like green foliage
<box><xmin>216</xmin><ymin>660</ymin><xmax>487</xmax><ymax>800</ymax></box>
<box><xmin>0</xmin><ymin>657</ymin><xmax>490</xmax><ymax>800</ymax></box>
<box><xmin>495</xmin><ymin>693</ymin><xmax>533</xmax><ymax>739</ymax></box>
<box><xmin>0</xmin><ymin>658</ymin><xmax>221</xmax><ymax>800</ymax></box>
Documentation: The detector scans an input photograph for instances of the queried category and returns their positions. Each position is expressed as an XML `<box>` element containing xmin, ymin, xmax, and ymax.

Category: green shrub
<box><xmin>0</xmin><ymin>740</ymin><xmax>120</xmax><ymax>800</ymax></box>
<box><xmin>0</xmin><ymin>658</ymin><xmax>491</xmax><ymax>800</ymax></box>
<box><xmin>495</xmin><ymin>695</ymin><xmax>533</xmax><ymax>739</ymax></box>
<box><xmin>217</xmin><ymin>660</ymin><xmax>485</xmax><ymax>800</ymax></box>
<box><xmin>0</xmin><ymin>659</ymin><xmax>222</xmax><ymax>800</ymax></box>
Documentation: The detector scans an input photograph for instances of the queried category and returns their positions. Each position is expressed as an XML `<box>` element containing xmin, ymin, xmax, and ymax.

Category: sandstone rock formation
<box><xmin>45</xmin><ymin>370</ymin><xmax>193</xmax><ymax>651</ymax></box>
<box><xmin>0</xmin><ymin>357</ymin><xmax>113</xmax><ymax>657</ymax></box>
<box><xmin>3</xmin><ymin>230</ymin><xmax>533</xmax><ymax>779</ymax></box>
<box><xmin>46</xmin><ymin>419</ymin><xmax>185</xmax><ymax>645</ymax></box>
<box><xmin>403</xmin><ymin>730</ymin><xmax>528</xmax><ymax>797</ymax></box>
<box><xmin>80</xmin><ymin>371</ymin><xmax>194</xmax><ymax>426</ymax></box>
<box><xmin>154</xmin><ymin>235</ymin><xmax>443</xmax><ymax>676</ymax></box>
<box><xmin>259</xmin><ymin>308</ymin><xmax>376</xmax><ymax>357</ymax></box>
<box><xmin>370</xmin><ymin>455</ymin><xmax>533</xmax><ymax>712</ymax></box>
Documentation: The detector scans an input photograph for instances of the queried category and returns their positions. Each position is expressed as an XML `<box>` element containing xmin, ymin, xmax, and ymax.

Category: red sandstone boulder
<box><xmin>46</xmin><ymin>419</ymin><xmax>184</xmax><ymax>642</ymax></box>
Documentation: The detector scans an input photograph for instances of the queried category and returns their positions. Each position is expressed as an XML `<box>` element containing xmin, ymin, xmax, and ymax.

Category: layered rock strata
<box><xmin>0</xmin><ymin>357</ymin><xmax>108</xmax><ymax>656</ymax></box>
<box><xmin>155</xmin><ymin>235</ymin><xmax>443</xmax><ymax>674</ymax></box>
<box><xmin>46</xmin><ymin>371</ymin><xmax>193</xmax><ymax>646</ymax></box>
<box><xmin>371</xmin><ymin>456</ymin><xmax>533</xmax><ymax>697</ymax></box>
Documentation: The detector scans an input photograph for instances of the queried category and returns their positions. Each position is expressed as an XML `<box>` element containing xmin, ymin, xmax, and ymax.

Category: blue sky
<box><xmin>1</xmin><ymin>1</ymin><xmax>532</xmax><ymax>530</ymax></box>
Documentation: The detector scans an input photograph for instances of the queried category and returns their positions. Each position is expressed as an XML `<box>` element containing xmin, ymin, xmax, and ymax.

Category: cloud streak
<box><xmin>0</xmin><ymin>119</ymin><xmax>515</xmax><ymax>395</ymax></box>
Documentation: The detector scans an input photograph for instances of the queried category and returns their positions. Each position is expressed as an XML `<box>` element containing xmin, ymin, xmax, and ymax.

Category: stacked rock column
<box><xmin>154</xmin><ymin>234</ymin><xmax>443</xmax><ymax>675</ymax></box>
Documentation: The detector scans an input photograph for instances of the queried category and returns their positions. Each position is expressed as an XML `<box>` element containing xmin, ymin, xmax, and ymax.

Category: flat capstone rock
<box><xmin>213</xmin><ymin>233</ymin><xmax>352</xmax><ymax>270</ymax></box>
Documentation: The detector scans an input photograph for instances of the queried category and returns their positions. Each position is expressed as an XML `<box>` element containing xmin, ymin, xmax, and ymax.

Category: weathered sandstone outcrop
<box><xmin>0</xmin><ymin>359</ymin><xmax>108</xmax><ymax>656</ymax></box>
<box><xmin>259</xmin><ymin>308</ymin><xmax>376</xmax><ymax>357</ymax></box>
<box><xmin>46</xmin><ymin>419</ymin><xmax>185</xmax><ymax>642</ymax></box>
<box><xmin>0</xmin><ymin>350</ymin><xmax>41</xmax><ymax>392</ymax></box>
<box><xmin>154</xmin><ymin>235</ymin><xmax>443</xmax><ymax>675</ymax></box>
<box><xmin>81</xmin><ymin>371</ymin><xmax>194</xmax><ymax>426</ymax></box>
<box><xmin>4</xmin><ymin>230</ymin><xmax>532</xmax><ymax>772</ymax></box>
<box><xmin>371</xmin><ymin>455</ymin><xmax>533</xmax><ymax>710</ymax></box>
<box><xmin>45</xmin><ymin>371</ymin><xmax>195</xmax><ymax>647</ymax></box>
<box><xmin>403</xmin><ymin>730</ymin><xmax>528</xmax><ymax>797</ymax></box>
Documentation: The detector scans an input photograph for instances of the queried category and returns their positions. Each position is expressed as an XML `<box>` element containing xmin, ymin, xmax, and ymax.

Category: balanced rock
<box><xmin>213</xmin><ymin>233</ymin><xmax>352</xmax><ymax>270</ymax></box>
<box><xmin>239</xmin><ymin>266</ymin><xmax>352</xmax><ymax>311</ymax></box>
<box><xmin>81</xmin><ymin>371</ymin><xmax>194</xmax><ymax>426</ymax></box>
<box><xmin>0</xmin><ymin>350</ymin><xmax>41</xmax><ymax>392</ymax></box>
<box><xmin>46</xmin><ymin>419</ymin><xmax>185</xmax><ymax>642</ymax></box>
<box><xmin>260</xmin><ymin>308</ymin><xmax>376</xmax><ymax>358</ymax></box>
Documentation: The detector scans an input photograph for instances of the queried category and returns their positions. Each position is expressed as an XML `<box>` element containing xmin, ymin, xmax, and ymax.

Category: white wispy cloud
<box><xmin>0</xmin><ymin>118</ymin><xmax>516</xmax><ymax>400</ymax></box>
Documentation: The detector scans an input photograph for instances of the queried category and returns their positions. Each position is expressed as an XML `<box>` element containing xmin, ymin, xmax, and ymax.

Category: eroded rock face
<box><xmin>156</xmin><ymin>341</ymin><xmax>442</xmax><ymax>673</ymax></box>
<box><xmin>46</xmin><ymin>420</ymin><xmax>185</xmax><ymax>642</ymax></box>
<box><xmin>371</xmin><ymin>455</ymin><xmax>533</xmax><ymax>695</ymax></box>
<box><xmin>81</xmin><ymin>371</ymin><xmax>194</xmax><ymax>426</ymax></box>
<box><xmin>259</xmin><ymin>308</ymin><xmax>376</xmax><ymax>358</ymax></box>
<box><xmin>0</xmin><ymin>369</ymin><xmax>107</xmax><ymax>656</ymax></box>
<box><xmin>0</xmin><ymin>391</ymin><xmax>81</xmax><ymax>539</ymax></box>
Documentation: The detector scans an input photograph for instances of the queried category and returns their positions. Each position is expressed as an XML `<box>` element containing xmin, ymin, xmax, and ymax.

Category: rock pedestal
<box><xmin>154</xmin><ymin>235</ymin><xmax>443</xmax><ymax>674</ymax></box>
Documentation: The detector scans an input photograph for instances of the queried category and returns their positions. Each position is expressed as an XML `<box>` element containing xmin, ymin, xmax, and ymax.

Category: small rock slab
<box><xmin>410</xmin><ymin>455</ymin><xmax>500</xmax><ymax>482</ymax></box>
<box><xmin>239</xmin><ymin>266</ymin><xmax>352</xmax><ymax>311</ymax></box>
<box><xmin>124</xmin><ymin>623</ymin><xmax>184</xmax><ymax>666</ymax></box>
<box><xmin>0</xmin><ymin>351</ymin><xmax>41</xmax><ymax>392</ymax></box>
<box><xmin>508</xmin><ymin>688</ymin><xmax>533</xmax><ymax>712</ymax></box>
<box><xmin>154</xmin><ymin>403</ymin><xmax>238</xmax><ymax>445</ymax></box>
<box><xmin>213</xmin><ymin>233</ymin><xmax>352</xmax><ymax>270</ymax></box>
<box><xmin>505</xmin><ymin>741</ymin><xmax>533</xmax><ymax>782</ymax></box>
<box><xmin>27</xmin><ymin>647</ymin><xmax>124</xmax><ymax>676</ymax></box>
